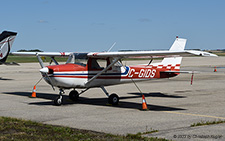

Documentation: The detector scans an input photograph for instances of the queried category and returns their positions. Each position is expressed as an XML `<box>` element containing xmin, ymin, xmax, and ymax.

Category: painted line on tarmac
<box><xmin>163</xmin><ymin>111</ymin><xmax>225</xmax><ymax>120</ymax></box>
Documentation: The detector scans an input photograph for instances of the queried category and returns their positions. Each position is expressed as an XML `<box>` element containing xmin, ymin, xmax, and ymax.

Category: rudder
<box><xmin>169</xmin><ymin>37</ymin><xmax>187</xmax><ymax>51</ymax></box>
<box><xmin>0</xmin><ymin>31</ymin><xmax>17</xmax><ymax>64</ymax></box>
<box><xmin>161</xmin><ymin>37</ymin><xmax>187</xmax><ymax>69</ymax></box>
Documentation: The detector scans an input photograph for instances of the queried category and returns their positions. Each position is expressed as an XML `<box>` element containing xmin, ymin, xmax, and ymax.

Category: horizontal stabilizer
<box><xmin>186</xmin><ymin>50</ymin><xmax>218</xmax><ymax>57</ymax></box>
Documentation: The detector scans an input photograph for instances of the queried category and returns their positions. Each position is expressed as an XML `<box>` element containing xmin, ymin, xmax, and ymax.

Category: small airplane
<box><xmin>0</xmin><ymin>31</ymin><xmax>17</xmax><ymax>65</ymax></box>
<box><xmin>12</xmin><ymin>37</ymin><xmax>217</xmax><ymax>106</ymax></box>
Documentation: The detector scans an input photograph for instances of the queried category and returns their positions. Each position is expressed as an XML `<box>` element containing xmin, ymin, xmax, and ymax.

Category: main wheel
<box><xmin>69</xmin><ymin>90</ymin><xmax>79</xmax><ymax>101</ymax></box>
<box><xmin>54</xmin><ymin>96</ymin><xmax>62</xmax><ymax>106</ymax></box>
<box><xmin>108</xmin><ymin>94</ymin><xmax>119</xmax><ymax>105</ymax></box>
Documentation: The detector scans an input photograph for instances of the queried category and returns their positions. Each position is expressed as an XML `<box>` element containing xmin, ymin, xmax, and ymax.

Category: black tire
<box><xmin>69</xmin><ymin>90</ymin><xmax>79</xmax><ymax>101</ymax></box>
<box><xmin>108</xmin><ymin>94</ymin><xmax>119</xmax><ymax>105</ymax></box>
<box><xmin>54</xmin><ymin>97</ymin><xmax>62</xmax><ymax>106</ymax></box>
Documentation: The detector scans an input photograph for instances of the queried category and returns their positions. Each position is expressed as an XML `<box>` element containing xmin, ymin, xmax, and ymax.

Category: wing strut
<box><xmin>85</xmin><ymin>57</ymin><xmax>121</xmax><ymax>86</ymax></box>
<box><xmin>120</xmin><ymin>62</ymin><xmax>143</xmax><ymax>94</ymax></box>
<box><xmin>50</xmin><ymin>57</ymin><xmax>59</xmax><ymax>65</ymax></box>
<box><xmin>36</xmin><ymin>54</ymin><xmax>45</xmax><ymax>68</ymax></box>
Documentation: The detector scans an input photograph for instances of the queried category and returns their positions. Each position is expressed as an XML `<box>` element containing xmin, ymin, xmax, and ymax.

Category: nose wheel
<box><xmin>54</xmin><ymin>89</ymin><xmax>64</xmax><ymax>106</ymax></box>
<box><xmin>54</xmin><ymin>95</ymin><xmax>62</xmax><ymax>106</ymax></box>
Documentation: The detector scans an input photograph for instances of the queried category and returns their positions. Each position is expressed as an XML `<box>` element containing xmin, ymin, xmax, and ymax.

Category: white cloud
<box><xmin>38</xmin><ymin>20</ymin><xmax>48</xmax><ymax>23</ymax></box>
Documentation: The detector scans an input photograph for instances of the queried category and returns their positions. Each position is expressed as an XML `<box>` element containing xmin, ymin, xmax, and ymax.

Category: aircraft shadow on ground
<box><xmin>0</xmin><ymin>77</ymin><xmax>14</xmax><ymax>81</ymax></box>
<box><xmin>3</xmin><ymin>92</ymin><xmax>186</xmax><ymax>111</ymax></box>
<box><xmin>128</xmin><ymin>92</ymin><xmax>186</xmax><ymax>98</ymax></box>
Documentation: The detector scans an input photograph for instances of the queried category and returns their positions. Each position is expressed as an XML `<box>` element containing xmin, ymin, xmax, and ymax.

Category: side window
<box><xmin>91</xmin><ymin>59</ymin><xmax>107</xmax><ymax>70</ymax></box>
<box><xmin>113</xmin><ymin>60</ymin><xmax>122</xmax><ymax>67</ymax></box>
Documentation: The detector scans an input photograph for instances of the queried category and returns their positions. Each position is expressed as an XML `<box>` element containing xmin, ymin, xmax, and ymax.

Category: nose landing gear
<box><xmin>54</xmin><ymin>89</ymin><xmax>64</xmax><ymax>106</ymax></box>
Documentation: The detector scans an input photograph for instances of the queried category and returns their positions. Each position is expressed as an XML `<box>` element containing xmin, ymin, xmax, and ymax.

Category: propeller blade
<box><xmin>40</xmin><ymin>67</ymin><xmax>55</xmax><ymax>90</ymax></box>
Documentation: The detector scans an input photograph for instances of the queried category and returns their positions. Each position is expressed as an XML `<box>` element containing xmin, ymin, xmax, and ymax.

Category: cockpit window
<box><xmin>66</xmin><ymin>53</ymin><xmax>88</xmax><ymax>67</ymax></box>
<box><xmin>66</xmin><ymin>54</ymin><xmax>74</xmax><ymax>64</ymax></box>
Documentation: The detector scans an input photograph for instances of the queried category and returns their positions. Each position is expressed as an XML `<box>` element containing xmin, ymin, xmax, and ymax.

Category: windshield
<box><xmin>66</xmin><ymin>53</ymin><xmax>88</xmax><ymax>66</ymax></box>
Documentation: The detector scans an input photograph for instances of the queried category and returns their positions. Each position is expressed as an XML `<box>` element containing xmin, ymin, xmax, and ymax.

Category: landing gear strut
<box><xmin>100</xmin><ymin>86</ymin><xmax>119</xmax><ymax>105</ymax></box>
<box><xmin>54</xmin><ymin>89</ymin><xmax>64</xmax><ymax>106</ymax></box>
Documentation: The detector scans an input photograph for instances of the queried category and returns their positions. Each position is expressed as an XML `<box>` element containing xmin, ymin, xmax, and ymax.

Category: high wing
<box><xmin>12</xmin><ymin>38</ymin><xmax>217</xmax><ymax>58</ymax></box>
<box><xmin>87</xmin><ymin>38</ymin><xmax>217</xmax><ymax>58</ymax></box>
<box><xmin>87</xmin><ymin>50</ymin><xmax>217</xmax><ymax>58</ymax></box>
<box><xmin>12</xmin><ymin>50</ymin><xmax>216</xmax><ymax>58</ymax></box>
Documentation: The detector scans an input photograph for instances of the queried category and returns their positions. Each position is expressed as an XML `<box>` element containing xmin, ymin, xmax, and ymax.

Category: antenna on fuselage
<box><xmin>107</xmin><ymin>42</ymin><xmax>116</xmax><ymax>52</ymax></box>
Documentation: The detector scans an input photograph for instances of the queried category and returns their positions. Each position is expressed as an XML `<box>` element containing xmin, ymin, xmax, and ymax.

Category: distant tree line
<box><xmin>17</xmin><ymin>49</ymin><xmax>43</xmax><ymax>52</ymax></box>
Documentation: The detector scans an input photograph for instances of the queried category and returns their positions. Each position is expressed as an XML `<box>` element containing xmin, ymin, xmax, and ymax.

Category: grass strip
<box><xmin>191</xmin><ymin>120</ymin><xmax>225</xmax><ymax>127</ymax></box>
<box><xmin>0</xmin><ymin>116</ymin><xmax>167</xmax><ymax>141</ymax></box>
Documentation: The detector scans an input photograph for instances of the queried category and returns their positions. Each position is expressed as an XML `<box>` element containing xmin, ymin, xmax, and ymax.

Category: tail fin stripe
<box><xmin>0</xmin><ymin>37</ymin><xmax>16</xmax><ymax>45</ymax></box>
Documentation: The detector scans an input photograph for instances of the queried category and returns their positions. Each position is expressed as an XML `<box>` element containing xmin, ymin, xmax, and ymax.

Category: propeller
<box><xmin>40</xmin><ymin>67</ymin><xmax>55</xmax><ymax>90</ymax></box>
<box><xmin>34</xmin><ymin>54</ymin><xmax>56</xmax><ymax>90</ymax></box>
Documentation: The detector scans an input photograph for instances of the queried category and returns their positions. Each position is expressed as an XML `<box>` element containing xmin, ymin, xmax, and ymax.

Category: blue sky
<box><xmin>1</xmin><ymin>0</ymin><xmax>225</xmax><ymax>52</ymax></box>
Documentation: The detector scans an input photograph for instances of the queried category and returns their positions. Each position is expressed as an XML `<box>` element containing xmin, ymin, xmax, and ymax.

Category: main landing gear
<box><xmin>53</xmin><ymin>87</ymin><xmax>119</xmax><ymax>106</ymax></box>
<box><xmin>101</xmin><ymin>86</ymin><xmax>119</xmax><ymax>105</ymax></box>
<box><xmin>69</xmin><ymin>90</ymin><xmax>79</xmax><ymax>101</ymax></box>
<box><xmin>108</xmin><ymin>94</ymin><xmax>119</xmax><ymax>105</ymax></box>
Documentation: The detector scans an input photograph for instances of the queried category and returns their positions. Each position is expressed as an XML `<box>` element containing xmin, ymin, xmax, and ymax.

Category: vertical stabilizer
<box><xmin>169</xmin><ymin>37</ymin><xmax>187</xmax><ymax>51</ymax></box>
<box><xmin>0</xmin><ymin>31</ymin><xmax>17</xmax><ymax>64</ymax></box>
<box><xmin>161</xmin><ymin>37</ymin><xmax>187</xmax><ymax>69</ymax></box>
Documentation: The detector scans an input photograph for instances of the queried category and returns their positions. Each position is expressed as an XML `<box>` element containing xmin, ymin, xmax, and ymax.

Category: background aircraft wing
<box><xmin>12</xmin><ymin>52</ymin><xmax>71</xmax><ymax>57</ymax></box>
